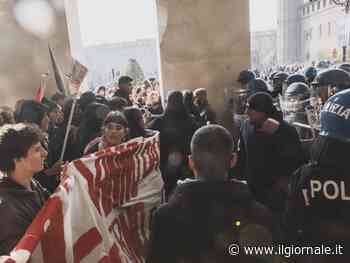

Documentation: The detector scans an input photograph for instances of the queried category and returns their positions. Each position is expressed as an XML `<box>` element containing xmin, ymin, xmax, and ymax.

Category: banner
<box><xmin>0</xmin><ymin>133</ymin><xmax>163</xmax><ymax>263</ymax></box>
<box><xmin>69</xmin><ymin>60</ymin><xmax>88</xmax><ymax>94</ymax></box>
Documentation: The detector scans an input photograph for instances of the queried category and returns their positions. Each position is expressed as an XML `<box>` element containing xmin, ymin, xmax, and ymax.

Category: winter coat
<box><xmin>147</xmin><ymin>179</ymin><xmax>277</xmax><ymax>263</ymax></box>
<box><xmin>0</xmin><ymin>177</ymin><xmax>49</xmax><ymax>254</ymax></box>
<box><xmin>238</xmin><ymin>120</ymin><xmax>306</xmax><ymax>211</ymax></box>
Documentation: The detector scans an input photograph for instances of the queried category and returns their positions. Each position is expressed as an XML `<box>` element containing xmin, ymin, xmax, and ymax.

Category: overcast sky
<box><xmin>78</xmin><ymin>0</ymin><xmax>277</xmax><ymax>46</ymax></box>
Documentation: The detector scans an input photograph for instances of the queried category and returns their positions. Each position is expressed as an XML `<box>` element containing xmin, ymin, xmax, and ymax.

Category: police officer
<box><xmin>285</xmin><ymin>74</ymin><xmax>307</xmax><ymax>88</ymax></box>
<box><xmin>285</xmin><ymin>89</ymin><xmax>350</xmax><ymax>261</ymax></box>
<box><xmin>280</xmin><ymin>82</ymin><xmax>313</xmax><ymax>140</ymax></box>
<box><xmin>237</xmin><ymin>70</ymin><xmax>256</xmax><ymax>87</ymax></box>
<box><xmin>247</xmin><ymin>78</ymin><xmax>270</xmax><ymax>97</ymax></box>
<box><xmin>338</xmin><ymin>63</ymin><xmax>350</xmax><ymax>74</ymax></box>
<box><xmin>311</xmin><ymin>68</ymin><xmax>350</xmax><ymax>104</ymax></box>
<box><xmin>272</xmin><ymin>72</ymin><xmax>289</xmax><ymax>98</ymax></box>
<box><xmin>304</xmin><ymin>66</ymin><xmax>318</xmax><ymax>85</ymax></box>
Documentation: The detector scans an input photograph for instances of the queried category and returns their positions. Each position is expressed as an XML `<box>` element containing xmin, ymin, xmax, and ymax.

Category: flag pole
<box><xmin>60</xmin><ymin>59</ymin><xmax>88</xmax><ymax>161</ymax></box>
<box><xmin>59</xmin><ymin>75</ymin><xmax>77</xmax><ymax>161</ymax></box>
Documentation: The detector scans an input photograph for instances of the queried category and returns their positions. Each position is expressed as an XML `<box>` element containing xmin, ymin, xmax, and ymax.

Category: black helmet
<box><xmin>247</xmin><ymin>78</ymin><xmax>270</xmax><ymax>96</ymax></box>
<box><xmin>237</xmin><ymin>70</ymin><xmax>256</xmax><ymax>84</ymax></box>
<box><xmin>338</xmin><ymin>63</ymin><xmax>350</xmax><ymax>74</ymax></box>
<box><xmin>316</xmin><ymin>60</ymin><xmax>330</xmax><ymax>69</ymax></box>
<box><xmin>312</xmin><ymin>69</ymin><xmax>350</xmax><ymax>90</ymax></box>
<box><xmin>286</xmin><ymin>74</ymin><xmax>307</xmax><ymax>87</ymax></box>
<box><xmin>285</xmin><ymin>82</ymin><xmax>310</xmax><ymax>101</ymax></box>
<box><xmin>304</xmin><ymin>67</ymin><xmax>317</xmax><ymax>82</ymax></box>
<box><xmin>273</xmin><ymin>72</ymin><xmax>289</xmax><ymax>82</ymax></box>
<box><xmin>269</xmin><ymin>71</ymin><xmax>279</xmax><ymax>81</ymax></box>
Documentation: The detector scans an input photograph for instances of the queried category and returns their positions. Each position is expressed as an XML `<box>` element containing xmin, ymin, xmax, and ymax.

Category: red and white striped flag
<box><xmin>0</xmin><ymin>133</ymin><xmax>163</xmax><ymax>263</ymax></box>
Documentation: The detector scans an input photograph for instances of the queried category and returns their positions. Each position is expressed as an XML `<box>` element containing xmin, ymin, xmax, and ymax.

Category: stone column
<box><xmin>0</xmin><ymin>0</ymin><xmax>70</xmax><ymax>107</ymax></box>
<box><xmin>157</xmin><ymin>0</ymin><xmax>250</xmax><ymax>122</ymax></box>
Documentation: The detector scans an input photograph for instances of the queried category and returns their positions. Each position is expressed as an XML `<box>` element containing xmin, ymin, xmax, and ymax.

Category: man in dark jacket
<box><xmin>113</xmin><ymin>76</ymin><xmax>133</xmax><ymax>106</ymax></box>
<box><xmin>238</xmin><ymin>92</ymin><xmax>305</xmax><ymax>213</ymax></box>
<box><xmin>0</xmin><ymin>124</ymin><xmax>49</xmax><ymax>254</ymax></box>
<box><xmin>147</xmin><ymin>125</ymin><xmax>276</xmax><ymax>263</ymax></box>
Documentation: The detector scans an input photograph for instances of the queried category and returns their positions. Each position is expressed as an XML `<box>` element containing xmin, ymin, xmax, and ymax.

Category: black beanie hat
<box><xmin>247</xmin><ymin>92</ymin><xmax>275</xmax><ymax>115</ymax></box>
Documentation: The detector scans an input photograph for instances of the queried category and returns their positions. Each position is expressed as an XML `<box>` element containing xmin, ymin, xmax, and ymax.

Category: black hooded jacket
<box><xmin>147</xmin><ymin>179</ymin><xmax>276</xmax><ymax>263</ymax></box>
<box><xmin>0</xmin><ymin>177</ymin><xmax>49</xmax><ymax>254</ymax></box>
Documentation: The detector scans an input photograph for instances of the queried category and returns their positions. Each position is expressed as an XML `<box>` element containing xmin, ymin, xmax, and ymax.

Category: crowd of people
<box><xmin>0</xmin><ymin>61</ymin><xmax>350</xmax><ymax>262</ymax></box>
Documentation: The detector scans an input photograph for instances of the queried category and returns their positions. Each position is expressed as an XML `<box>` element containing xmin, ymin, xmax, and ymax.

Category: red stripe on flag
<box><xmin>73</xmin><ymin>227</ymin><xmax>102</xmax><ymax>262</ymax></box>
<box><xmin>74</xmin><ymin>160</ymin><xmax>101</xmax><ymax>214</ymax></box>
<box><xmin>41</xmin><ymin>198</ymin><xmax>66</xmax><ymax>263</ymax></box>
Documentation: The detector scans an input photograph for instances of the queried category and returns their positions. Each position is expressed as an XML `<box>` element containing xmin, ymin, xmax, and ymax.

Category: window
<box><xmin>328</xmin><ymin>22</ymin><xmax>332</xmax><ymax>35</ymax></box>
<box><xmin>303</xmin><ymin>7</ymin><xmax>306</xmax><ymax>16</ymax></box>
<box><xmin>307</xmin><ymin>6</ymin><xmax>310</xmax><ymax>14</ymax></box>
<box><xmin>312</xmin><ymin>3</ymin><xmax>315</xmax><ymax>11</ymax></box>
<box><xmin>323</xmin><ymin>0</ymin><xmax>327</xmax><ymax>7</ymax></box>
<box><xmin>319</xmin><ymin>24</ymin><xmax>322</xmax><ymax>38</ymax></box>
<box><xmin>317</xmin><ymin>1</ymin><xmax>321</xmax><ymax>9</ymax></box>
<box><xmin>310</xmin><ymin>28</ymin><xmax>313</xmax><ymax>40</ymax></box>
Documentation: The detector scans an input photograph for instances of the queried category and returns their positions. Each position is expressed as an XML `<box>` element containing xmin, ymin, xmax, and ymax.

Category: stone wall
<box><xmin>0</xmin><ymin>0</ymin><xmax>70</xmax><ymax>107</ymax></box>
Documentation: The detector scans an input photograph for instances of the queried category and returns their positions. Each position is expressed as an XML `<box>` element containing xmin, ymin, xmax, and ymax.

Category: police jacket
<box><xmin>0</xmin><ymin>177</ymin><xmax>49</xmax><ymax>254</ymax></box>
<box><xmin>284</xmin><ymin>137</ymin><xmax>350</xmax><ymax>261</ymax></box>
<box><xmin>146</xmin><ymin>179</ymin><xmax>276</xmax><ymax>263</ymax></box>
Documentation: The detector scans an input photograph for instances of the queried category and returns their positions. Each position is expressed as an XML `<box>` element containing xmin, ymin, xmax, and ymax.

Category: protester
<box><xmin>84</xmin><ymin>111</ymin><xmax>129</xmax><ymax>154</ymax></box>
<box><xmin>148</xmin><ymin>91</ymin><xmax>198</xmax><ymax>200</ymax></box>
<box><xmin>0</xmin><ymin>124</ymin><xmax>49</xmax><ymax>254</ymax></box>
<box><xmin>78</xmin><ymin>102</ymin><xmax>110</xmax><ymax>155</ymax></box>
<box><xmin>124</xmin><ymin>107</ymin><xmax>154</xmax><ymax>139</ymax></box>
<box><xmin>193</xmin><ymin>88</ymin><xmax>217</xmax><ymax>125</ymax></box>
<box><xmin>50</xmin><ymin>92</ymin><xmax>66</xmax><ymax>107</ymax></box>
<box><xmin>237</xmin><ymin>92</ymin><xmax>305</xmax><ymax>213</ymax></box>
<box><xmin>113</xmin><ymin>76</ymin><xmax>133</xmax><ymax>106</ymax></box>
<box><xmin>147</xmin><ymin>125</ymin><xmax>276</xmax><ymax>263</ymax></box>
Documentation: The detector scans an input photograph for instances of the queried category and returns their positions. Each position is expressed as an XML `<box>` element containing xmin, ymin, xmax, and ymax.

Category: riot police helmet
<box><xmin>237</xmin><ymin>70</ymin><xmax>256</xmax><ymax>85</ymax></box>
<box><xmin>320</xmin><ymin>89</ymin><xmax>350</xmax><ymax>143</ymax></box>
<box><xmin>247</xmin><ymin>78</ymin><xmax>270</xmax><ymax>96</ymax></box>
<box><xmin>273</xmin><ymin>72</ymin><xmax>289</xmax><ymax>82</ymax></box>
<box><xmin>285</xmin><ymin>82</ymin><xmax>310</xmax><ymax>101</ymax></box>
<box><xmin>286</xmin><ymin>74</ymin><xmax>307</xmax><ymax>87</ymax></box>
<box><xmin>312</xmin><ymin>68</ymin><xmax>350</xmax><ymax>91</ymax></box>
<box><xmin>304</xmin><ymin>66</ymin><xmax>318</xmax><ymax>82</ymax></box>
<box><xmin>338</xmin><ymin>63</ymin><xmax>350</xmax><ymax>74</ymax></box>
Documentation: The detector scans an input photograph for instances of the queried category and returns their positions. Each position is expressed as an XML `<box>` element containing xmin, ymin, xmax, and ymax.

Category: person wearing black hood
<box><xmin>147</xmin><ymin>125</ymin><xmax>276</xmax><ymax>263</ymax></box>
<box><xmin>148</xmin><ymin>91</ymin><xmax>199</xmax><ymax>200</ymax></box>
<box><xmin>237</xmin><ymin>92</ymin><xmax>305</xmax><ymax>213</ymax></box>
<box><xmin>78</xmin><ymin>102</ymin><xmax>111</xmax><ymax>155</ymax></box>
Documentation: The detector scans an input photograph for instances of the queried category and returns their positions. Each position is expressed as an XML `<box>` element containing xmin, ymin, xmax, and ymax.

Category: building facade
<box><xmin>83</xmin><ymin>39</ymin><xmax>160</xmax><ymax>90</ymax></box>
<box><xmin>251</xmin><ymin>30</ymin><xmax>277</xmax><ymax>70</ymax></box>
<box><xmin>277</xmin><ymin>0</ymin><xmax>347</xmax><ymax>64</ymax></box>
